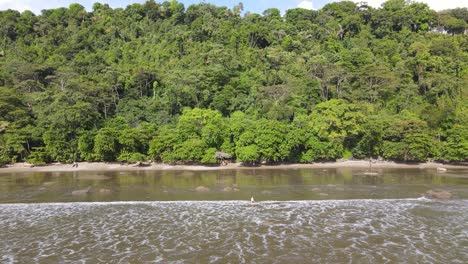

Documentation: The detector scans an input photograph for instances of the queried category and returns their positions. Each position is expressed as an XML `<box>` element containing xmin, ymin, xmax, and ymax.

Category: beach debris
<box><xmin>426</xmin><ymin>190</ymin><xmax>452</xmax><ymax>199</ymax></box>
<box><xmin>251</xmin><ymin>196</ymin><xmax>255</xmax><ymax>203</ymax></box>
<box><xmin>364</xmin><ymin>172</ymin><xmax>379</xmax><ymax>176</ymax></box>
<box><xmin>436</xmin><ymin>167</ymin><xmax>447</xmax><ymax>172</ymax></box>
<box><xmin>195</xmin><ymin>186</ymin><xmax>210</xmax><ymax>192</ymax></box>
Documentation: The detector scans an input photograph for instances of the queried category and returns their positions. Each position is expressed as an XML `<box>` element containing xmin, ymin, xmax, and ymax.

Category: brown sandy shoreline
<box><xmin>0</xmin><ymin>160</ymin><xmax>466</xmax><ymax>174</ymax></box>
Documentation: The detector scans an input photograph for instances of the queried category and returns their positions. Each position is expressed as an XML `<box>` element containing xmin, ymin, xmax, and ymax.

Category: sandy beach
<box><xmin>0</xmin><ymin>160</ymin><xmax>466</xmax><ymax>174</ymax></box>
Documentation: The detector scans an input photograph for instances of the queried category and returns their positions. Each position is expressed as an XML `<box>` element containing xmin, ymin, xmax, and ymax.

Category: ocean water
<box><xmin>0</xmin><ymin>168</ymin><xmax>467</xmax><ymax>263</ymax></box>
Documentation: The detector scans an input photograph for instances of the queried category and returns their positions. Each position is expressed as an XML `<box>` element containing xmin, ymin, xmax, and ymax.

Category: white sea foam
<box><xmin>1</xmin><ymin>199</ymin><xmax>467</xmax><ymax>263</ymax></box>
<box><xmin>0</xmin><ymin>197</ymin><xmax>437</xmax><ymax>207</ymax></box>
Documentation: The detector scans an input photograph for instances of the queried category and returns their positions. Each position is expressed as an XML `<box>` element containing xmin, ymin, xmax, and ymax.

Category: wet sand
<box><xmin>0</xmin><ymin>160</ymin><xmax>465</xmax><ymax>174</ymax></box>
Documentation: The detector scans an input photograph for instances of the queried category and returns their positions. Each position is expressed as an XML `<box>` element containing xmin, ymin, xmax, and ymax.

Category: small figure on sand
<box><xmin>251</xmin><ymin>196</ymin><xmax>255</xmax><ymax>203</ymax></box>
<box><xmin>72</xmin><ymin>162</ymin><xmax>78</xmax><ymax>168</ymax></box>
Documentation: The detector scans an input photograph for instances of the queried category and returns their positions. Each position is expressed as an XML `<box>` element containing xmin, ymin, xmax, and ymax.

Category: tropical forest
<box><xmin>0</xmin><ymin>0</ymin><xmax>467</xmax><ymax>165</ymax></box>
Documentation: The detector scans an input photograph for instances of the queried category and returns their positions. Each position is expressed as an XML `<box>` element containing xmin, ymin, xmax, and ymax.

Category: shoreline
<box><xmin>0</xmin><ymin>160</ymin><xmax>466</xmax><ymax>174</ymax></box>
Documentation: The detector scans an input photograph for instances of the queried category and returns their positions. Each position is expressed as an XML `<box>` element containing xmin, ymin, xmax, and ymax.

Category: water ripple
<box><xmin>1</xmin><ymin>199</ymin><xmax>467</xmax><ymax>263</ymax></box>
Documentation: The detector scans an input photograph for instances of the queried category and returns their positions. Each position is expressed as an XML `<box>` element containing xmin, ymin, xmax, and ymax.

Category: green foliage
<box><xmin>93</xmin><ymin>128</ymin><xmax>119</xmax><ymax>161</ymax></box>
<box><xmin>381</xmin><ymin>141</ymin><xmax>406</xmax><ymax>161</ymax></box>
<box><xmin>118</xmin><ymin>128</ymin><xmax>147</xmax><ymax>154</ymax></box>
<box><xmin>169</xmin><ymin>137</ymin><xmax>207</xmax><ymax>163</ymax></box>
<box><xmin>0</xmin><ymin>135</ymin><xmax>11</xmax><ymax>165</ymax></box>
<box><xmin>353</xmin><ymin>116</ymin><xmax>384</xmax><ymax>159</ymax></box>
<box><xmin>443</xmin><ymin>17</ymin><xmax>467</xmax><ymax>35</ymax></box>
<box><xmin>236</xmin><ymin>145</ymin><xmax>260</xmax><ymax>165</ymax></box>
<box><xmin>43</xmin><ymin>129</ymin><xmax>76</xmax><ymax>162</ymax></box>
<box><xmin>402</xmin><ymin>132</ymin><xmax>434</xmax><ymax>161</ymax></box>
<box><xmin>78</xmin><ymin>131</ymin><xmax>95</xmax><ymax>161</ymax></box>
<box><xmin>253</xmin><ymin>119</ymin><xmax>290</xmax><ymax>162</ymax></box>
<box><xmin>342</xmin><ymin>149</ymin><xmax>353</xmax><ymax>159</ymax></box>
<box><xmin>308</xmin><ymin>99</ymin><xmax>364</xmax><ymax>154</ymax></box>
<box><xmin>379</xmin><ymin>113</ymin><xmax>435</xmax><ymax>161</ymax></box>
<box><xmin>301</xmin><ymin>136</ymin><xmax>343</xmax><ymax>162</ymax></box>
<box><xmin>148</xmin><ymin>127</ymin><xmax>179</xmax><ymax>161</ymax></box>
<box><xmin>26</xmin><ymin>147</ymin><xmax>50</xmax><ymax>165</ymax></box>
<box><xmin>177</xmin><ymin>108</ymin><xmax>226</xmax><ymax>148</ymax></box>
<box><xmin>117</xmin><ymin>152</ymin><xmax>147</xmax><ymax>163</ymax></box>
<box><xmin>442</xmin><ymin>125</ymin><xmax>468</xmax><ymax>161</ymax></box>
<box><xmin>1</xmin><ymin>131</ymin><xmax>26</xmax><ymax>162</ymax></box>
<box><xmin>201</xmin><ymin>147</ymin><xmax>217</xmax><ymax>164</ymax></box>
<box><xmin>0</xmin><ymin>154</ymin><xmax>9</xmax><ymax>166</ymax></box>
<box><xmin>0</xmin><ymin>1</ymin><xmax>466</xmax><ymax>164</ymax></box>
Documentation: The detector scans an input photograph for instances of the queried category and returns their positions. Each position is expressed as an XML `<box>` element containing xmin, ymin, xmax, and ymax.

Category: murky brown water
<box><xmin>1</xmin><ymin>168</ymin><xmax>467</xmax><ymax>263</ymax></box>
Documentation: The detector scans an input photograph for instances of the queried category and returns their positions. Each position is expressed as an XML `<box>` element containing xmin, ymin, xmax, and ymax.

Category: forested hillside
<box><xmin>0</xmin><ymin>0</ymin><xmax>467</xmax><ymax>165</ymax></box>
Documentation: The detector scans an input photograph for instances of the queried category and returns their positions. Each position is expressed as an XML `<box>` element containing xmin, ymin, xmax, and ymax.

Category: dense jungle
<box><xmin>0</xmin><ymin>0</ymin><xmax>467</xmax><ymax>165</ymax></box>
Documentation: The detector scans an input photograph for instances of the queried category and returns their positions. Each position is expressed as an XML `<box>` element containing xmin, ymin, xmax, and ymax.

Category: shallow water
<box><xmin>0</xmin><ymin>168</ymin><xmax>467</xmax><ymax>263</ymax></box>
<box><xmin>1</xmin><ymin>168</ymin><xmax>467</xmax><ymax>203</ymax></box>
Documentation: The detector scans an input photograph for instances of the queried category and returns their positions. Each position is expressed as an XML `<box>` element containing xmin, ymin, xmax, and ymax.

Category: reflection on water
<box><xmin>0</xmin><ymin>168</ymin><xmax>467</xmax><ymax>203</ymax></box>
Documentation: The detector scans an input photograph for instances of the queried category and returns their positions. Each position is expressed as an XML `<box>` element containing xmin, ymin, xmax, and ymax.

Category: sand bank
<box><xmin>0</xmin><ymin>160</ymin><xmax>466</xmax><ymax>174</ymax></box>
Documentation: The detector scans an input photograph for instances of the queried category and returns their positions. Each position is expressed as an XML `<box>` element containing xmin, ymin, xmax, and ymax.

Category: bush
<box><xmin>26</xmin><ymin>147</ymin><xmax>50</xmax><ymax>165</ymax></box>
<box><xmin>236</xmin><ymin>145</ymin><xmax>260</xmax><ymax>165</ymax></box>
<box><xmin>78</xmin><ymin>131</ymin><xmax>95</xmax><ymax>161</ymax></box>
<box><xmin>201</xmin><ymin>148</ymin><xmax>217</xmax><ymax>164</ymax></box>
<box><xmin>171</xmin><ymin>137</ymin><xmax>207</xmax><ymax>163</ymax></box>
<box><xmin>94</xmin><ymin>128</ymin><xmax>119</xmax><ymax>161</ymax></box>
<box><xmin>117</xmin><ymin>152</ymin><xmax>147</xmax><ymax>163</ymax></box>
<box><xmin>0</xmin><ymin>154</ymin><xmax>10</xmax><ymax>166</ymax></box>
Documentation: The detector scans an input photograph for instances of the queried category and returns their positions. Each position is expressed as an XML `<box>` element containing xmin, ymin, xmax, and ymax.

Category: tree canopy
<box><xmin>0</xmin><ymin>1</ymin><xmax>467</xmax><ymax>165</ymax></box>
